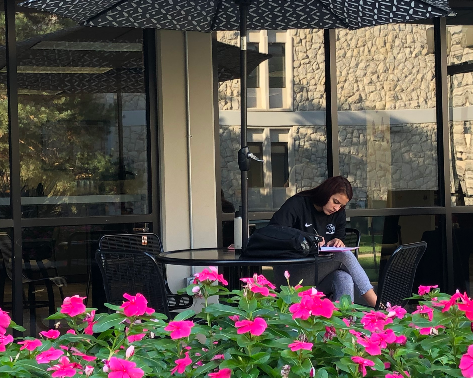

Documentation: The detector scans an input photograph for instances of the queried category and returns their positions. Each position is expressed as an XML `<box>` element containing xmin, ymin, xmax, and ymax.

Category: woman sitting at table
<box><xmin>269</xmin><ymin>176</ymin><xmax>377</xmax><ymax>307</ymax></box>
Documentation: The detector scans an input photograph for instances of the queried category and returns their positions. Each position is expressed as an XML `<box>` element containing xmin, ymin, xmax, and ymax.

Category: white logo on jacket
<box><xmin>326</xmin><ymin>224</ymin><xmax>335</xmax><ymax>234</ymax></box>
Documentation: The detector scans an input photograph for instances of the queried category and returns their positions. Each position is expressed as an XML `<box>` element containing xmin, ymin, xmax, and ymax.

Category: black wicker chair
<box><xmin>95</xmin><ymin>249</ymin><xmax>171</xmax><ymax>319</ymax></box>
<box><xmin>344</xmin><ymin>227</ymin><xmax>361</xmax><ymax>258</ymax></box>
<box><xmin>375</xmin><ymin>241</ymin><xmax>427</xmax><ymax>310</ymax></box>
<box><xmin>98</xmin><ymin>233</ymin><xmax>193</xmax><ymax>311</ymax></box>
<box><xmin>0</xmin><ymin>233</ymin><xmax>66</xmax><ymax>334</ymax></box>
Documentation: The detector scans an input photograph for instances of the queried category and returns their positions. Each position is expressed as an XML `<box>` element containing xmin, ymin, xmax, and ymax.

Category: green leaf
<box><xmin>205</xmin><ymin>303</ymin><xmax>246</xmax><ymax>317</ymax></box>
<box><xmin>45</xmin><ymin>312</ymin><xmax>66</xmax><ymax>320</ymax></box>
<box><xmin>93</xmin><ymin>313</ymin><xmax>125</xmax><ymax>333</ymax></box>
<box><xmin>104</xmin><ymin>303</ymin><xmax>121</xmax><ymax>311</ymax></box>
<box><xmin>192</xmin><ymin>360</ymin><xmax>219</xmax><ymax>376</ymax></box>
<box><xmin>172</xmin><ymin>309</ymin><xmax>195</xmax><ymax>321</ymax></box>
<box><xmin>15</xmin><ymin>360</ymin><xmax>49</xmax><ymax>378</ymax></box>
<box><xmin>250</xmin><ymin>352</ymin><xmax>270</xmax><ymax>365</ymax></box>
<box><xmin>314</xmin><ymin>368</ymin><xmax>328</xmax><ymax>378</ymax></box>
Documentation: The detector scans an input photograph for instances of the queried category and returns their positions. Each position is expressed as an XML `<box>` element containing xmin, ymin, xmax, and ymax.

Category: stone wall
<box><xmin>218</xmin><ymin>25</ymin><xmax>473</xmax><ymax>209</ymax></box>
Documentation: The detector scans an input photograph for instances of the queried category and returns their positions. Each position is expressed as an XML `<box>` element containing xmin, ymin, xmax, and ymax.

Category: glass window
<box><xmin>0</xmin><ymin>9</ymin><xmax>10</xmax><ymax>219</ymax></box>
<box><xmin>448</xmin><ymin>25</ymin><xmax>473</xmax><ymax>206</ymax></box>
<box><xmin>247</xmin><ymin>42</ymin><xmax>259</xmax><ymax>89</ymax></box>
<box><xmin>452</xmin><ymin>214</ymin><xmax>473</xmax><ymax>295</ymax></box>
<box><xmin>348</xmin><ymin>214</ymin><xmax>444</xmax><ymax>294</ymax></box>
<box><xmin>6</xmin><ymin>12</ymin><xmax>149</xmax><ymax>218</ymax></box>
<box><xmin>248</xmin><ymin>142</ymin><xmax>264</xmax><ymax>188</ymax></box>
<box><xmin>271</xmin><ymin>142</ymin><xmax>288</xmax><ymax>187</ymax></box>
<box><xmin>337</xmin><ymin>24</ymin><xmax>438</xmax><ymax>209</ymax></box>
<box><xmin>14</xmin><ymin>223</ymin><xmax>138</xmax><ymax>335</ymax></box>
<box><xmin>268</xmin><ymin>42</ymin><xmax>285</xmax><ymax>88</ymax></box>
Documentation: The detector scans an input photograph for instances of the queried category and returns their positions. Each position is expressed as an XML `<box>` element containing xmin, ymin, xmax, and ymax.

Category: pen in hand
<box><xmin>313</xmin><ymin>228</ymin><xmax>325</xmax><ymax>247</ymax></box>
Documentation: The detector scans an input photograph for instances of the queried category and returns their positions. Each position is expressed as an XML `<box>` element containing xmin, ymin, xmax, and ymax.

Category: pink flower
<box><xmin>249</xmin><ymin>285</ymin><xmax>276</xmax><ymax>297</ymax></box>
<box><xmin>289</xmin><ymin>296</ymin><xmax>313</xmax><ymax>320</ymax></box>
<box><xmin>360</xmin><ymin>311</ymin><xmax>393</xmax><ymax>332</ymax></box>
<box><xmin>40</xmin><ymin>329</ymin><xmax>60</xmax><ymax>339</ymax></box>
<box><xmin>228</xmin><ymin>315</ymin><xmax>239</xmax><ymax>322</ymax></box>
<box><xmin>121</xmin><ymin>293</ymin><xmax>155</xmax><ymax>317</ymax></box>
<box><xmin>412</xmin><ymin>305</ymin><xmax>434</xmax><ymax>321</ymax></box>
<box><xmin>164</xmin><ymin>320</ymin><xmax>195</xmax><ymax>339</ymax></box>
<box><xmin>418</xmin><ymin>285</ymin><xmax>438</xmax><ymax>295</ymax></box>
<box><xmin>66</xmin><ymin>330</ymin><xmax>76</xmax><ymax>335</ymax></box>
<box><xmin>85</xmin><ymin>366</ymin><xmax>94</xmax><ymax>377</ymax></box>
<box><xmin>298</xmin><ymin>287</ymin><xmax>325</xmax><ymax>299</ymax></box>
<box><xmin>194</xmin><ymin>266</ymin><xmax>228</xmax><ymax>286</ymax></box>
<box><xmin>60</xmin><ymin>295</ymin><xmax>86</xmax><ymax>317</ymax></box>
<box><xmin>351</xmin><ymin>356</ymin><xmax>375</xmax><ymax>377</ymax></box>
<box><xmin>127</xmin><ymin>333</ymin><xmax>146</xmax><ymax>343</ymax></box>
<box><xmin>386</xmin><ymin>373</ymin><xmax>410</xmax><ymax>378</ymax></box>
<box><xmin>209</xmin><ymin>368</ymin><xmax>232</xmax><ymax>378</ymax></box>
<box><xmin>386</xmin><ymin>304</ymin><xmax>407</xmax><ymax>319</ymax></box>
<box><xmin>171</xmin><ymin>352</ymin><xmax>192</xmax><ymax>375</ymax></box>
<box><xmin>438</xmin><ymin>290</ymin><xmax>465</xmax><ymax>312</ymax></box>
<box><xmin>0</xmin><ymin>333</ymin><xmax>13</xmax><ymax>352</ymax></box>
<box><xmin>288</xmin><ymin>340</ymin><xmax>313</xmax><ymax>351</ymax></box>
<box><xmin>0</xmin><ymin>309</ymin><xmax>11</xmax><ymax>333</ymax></box>
<box><xmin>71</xmin><ymin>347</ymin><xmax>97</xmax><ymax>362</ymax></box>
<box><xmin>84</xmin><ymin>310</ymin><xmax>97</xmax><ymax>335</ymax></box>
<box><xmin>18</xmin><ymin>338</ymin><xmax>42</xmax><ymax>351</ymax></box>
<box><xmin>211</xmin><ymin>354</ymin><xmax>225</xmax><ymax>360</ymax></box>
<box><xmin>418</xmin><ymin>325</ymin><xmax>445</xmax><ymax>335</ymax></box>
<box><xmin>36</xmin><ymin>347</ymin><xmax>64</xmax><ymax>364</ymax></box>
<box><xmin>458</xmin><ymin>297</ymin><xmax>473</xmax><ymax>321</ymax></box>
<box><xmin>342</xmin><ymin>318</ymin><xmax>351</xmax><ymax>327</ymax></box>
<box><xmin>460</xmin><ymin>345</ymin><xmax>473</xmax><ymax>378</ymax></box>
<box><xmin>284</xmin><ymin>271</ymin><xmax>290</xmax><ymax>280</ymax></box>
<box><xmin>323</xmin><ymin>326</ymin><xmax>337</xmax><ymax>341</ymax></box>
<box><xmin>126</xmin><ymin>346</ymin><xmax>135</xmax><ymax>359</ymax></box>
<box><xmin>234</xmin><ymin>317</ymin><xmax>267</xmax><ymax>336</ymax></box>
<box><xmin>47</xmin><ymin>356</ymin><xmax>77</xmax><ymax>378</ymax></box>
<box><xmin>108</xmin><ymin>357</ymin><xmax>144</xmax><ymax>378</ymax></box>
<box><xmin>310</xmin><ymin>296</ymin><xmax>336</xmax><ymax>318</ymax></box>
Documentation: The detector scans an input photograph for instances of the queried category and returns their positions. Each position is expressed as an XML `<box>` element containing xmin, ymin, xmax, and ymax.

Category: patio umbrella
<box><xmin>20</xmin><ymin>0</ymin><xmax>452</xmax><ymax>249</ymax></box>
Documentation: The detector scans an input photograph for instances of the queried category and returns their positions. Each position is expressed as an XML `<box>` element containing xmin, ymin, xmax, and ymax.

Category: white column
<box><xmin>156</xmin><ymin>30</ymin><xmax>217</xmax><ymax>293</ymax></box>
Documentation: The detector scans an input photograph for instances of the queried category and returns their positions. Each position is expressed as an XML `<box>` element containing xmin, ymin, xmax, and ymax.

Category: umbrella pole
<box><xmin>236</xmin><ymin>0</ymin><xmax>250</xmax><ymax>251</ymax></box>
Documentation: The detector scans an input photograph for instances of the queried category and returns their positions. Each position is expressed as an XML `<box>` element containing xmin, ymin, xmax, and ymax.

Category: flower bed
<box><xmin>1</xmin><ymin>269</ymin><xmax>473</xmax><ymax>377</ymax></box>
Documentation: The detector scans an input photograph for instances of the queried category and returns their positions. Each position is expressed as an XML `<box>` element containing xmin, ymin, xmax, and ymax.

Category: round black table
<box><xmin>157</xmin><ymin>248</ymin><xmax>324</xmax><ymax>290</ymax></box>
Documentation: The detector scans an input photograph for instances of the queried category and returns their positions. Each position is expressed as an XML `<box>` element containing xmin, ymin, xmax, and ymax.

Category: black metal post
<box><xmin>236</xmin><ymin>0</ymin><xmax>251</xmax><ymax>250</ymax></box>
<box><xmin>5</xmin><ymin>0</ymin><xmax>23</xmax><ymax>334</ymax></box>
<box><xmin>324</xmin><ymin>29</ymin><xmax>339</xmax><ymax>178</ymax></box>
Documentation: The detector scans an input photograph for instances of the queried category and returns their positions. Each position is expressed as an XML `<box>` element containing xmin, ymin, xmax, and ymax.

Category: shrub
<box><xmin>0</xmin><ymin>270</ymin><xmax>472</xmax><ymax>377</ymax></box>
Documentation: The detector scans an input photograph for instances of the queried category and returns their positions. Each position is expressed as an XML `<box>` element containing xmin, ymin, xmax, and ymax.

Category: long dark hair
<box><xmin>297</xmin><ymin>176</ymin><xmax>353</xmax><ymax>207</ymax></box>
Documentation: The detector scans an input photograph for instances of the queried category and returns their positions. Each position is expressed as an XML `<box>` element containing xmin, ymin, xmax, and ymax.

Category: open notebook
<box><xmin>320</xmin><ymin>246</ymin><xmax>359</xmax><ymax>253</ymax></box>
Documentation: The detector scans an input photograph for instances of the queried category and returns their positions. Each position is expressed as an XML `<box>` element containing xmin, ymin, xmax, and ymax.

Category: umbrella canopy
<box><xmin>19</xmin><ymin>0</ymin><xmax>451</xmax><ymax>249</ymax></box>
<box><xmin>0</xmin><ymin>26</ymin><xmax>270</xmax><ymax>93</ymax></box>
<box><xmin>21</xmin><ymin>0</ymin><xmax>450</xmax><ymax>30</ymax></box>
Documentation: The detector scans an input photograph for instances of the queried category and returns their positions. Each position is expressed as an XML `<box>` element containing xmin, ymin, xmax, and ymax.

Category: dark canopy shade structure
<box><xmin>21</xmin><ymin>0</ymin><xmax>451</xmax><ymax>30</ymax></box>
<box><xmin>0</xmin><ymin>26</ymin><xmax>270</xmax><ymax>94</ymax></box>
<box><xmin>20</xmin><ymin>0</ymin><xmax>451</xmax><ymax>249</ymax></box>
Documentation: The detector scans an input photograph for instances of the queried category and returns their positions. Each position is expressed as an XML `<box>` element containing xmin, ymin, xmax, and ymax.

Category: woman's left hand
<box><xmin>326</xmin><ymin>238</ymin><xmax>345</xmax><ymax>247</ymax></box>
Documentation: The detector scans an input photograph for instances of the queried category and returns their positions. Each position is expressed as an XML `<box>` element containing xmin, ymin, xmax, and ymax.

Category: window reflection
<box><xmin>448</xmin><ymin>25</ymin><xmax>473</xmax><ymax>206</ymax></box>
<box><xmin>337</xmin><ymin>24</ymin><xmax>439</xmax><ymax>209</ymax></box>
<box><xmin>451</xmin><ymin>214</ymin><xmax>473</xmax><ymax>295</ymax></box>
<box><xmin>348</xmin><ymin>215</ymin><xmax>444</xmax><ymax>296</ymax></box>
<box><xmin>0</xmin><ymin>15</ymin><xmax>149</xmax><ymax>218</ymax></box>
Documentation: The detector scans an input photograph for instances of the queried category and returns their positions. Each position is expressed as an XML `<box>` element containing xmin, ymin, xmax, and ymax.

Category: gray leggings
<box><xmin>316</xmin><ymin>251</ymin><xmax>373</xmax><ymax>302</ymax></box>
<box><xmin>274</xmin><ymin>252</ymin><xmax>373</xmax><ymax>302</ymax></box>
